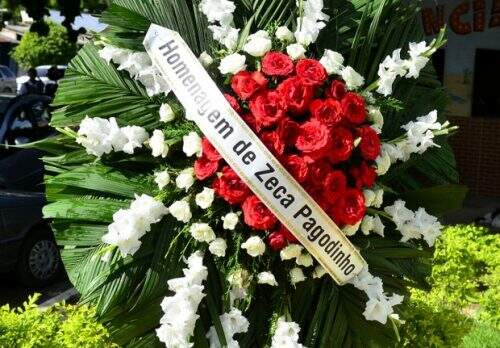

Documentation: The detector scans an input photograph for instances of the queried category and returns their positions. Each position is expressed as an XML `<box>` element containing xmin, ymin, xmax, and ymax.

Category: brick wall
<box><xmin>449</xmin><ymin>116</ymin><xmax>500</xmax><ymax>197</ymax></box>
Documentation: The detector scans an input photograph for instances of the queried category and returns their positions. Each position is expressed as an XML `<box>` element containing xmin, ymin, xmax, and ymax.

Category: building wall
<box><xmin>422</xmin><ymin>0</ymin><xmax>500</xmax><ymax>197</ymax></box>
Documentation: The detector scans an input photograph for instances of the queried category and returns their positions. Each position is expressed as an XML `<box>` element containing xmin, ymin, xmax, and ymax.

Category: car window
<box><xmin>0</xmin><ymin>67</ymin><xmax>15</xmax><ymax>78</ymax></box>
<box><xmin>36</xmin><ymin>68</ymin><xmax>48</xmax><ymax>78</ymax></box>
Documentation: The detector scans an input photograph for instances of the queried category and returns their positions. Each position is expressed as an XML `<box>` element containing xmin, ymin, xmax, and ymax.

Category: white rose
<box><xmin>280</xmin><ymin>244</ymin><xmax>303</xmax><ymax>261</ymax></box>
<box><xmin>286</xmin><ymin>43</ymin><xmax>306</xmax><ymax>60</ymax></box>
<box><xmin>154</xmin><ymin>170</ymin><xmax>171</xmax><ymax>189</ymax></box>
<box><xmin>183</xmin><ymin>131</ymin><xmax>202</xmax><ymax>157</ymax></box>
<box><xmin>241</xmin><ymin>236</ymin><xmax>266</xmax><ymax>257</ymax></box>
<box><xmin>289</xmin><ymin>267</ymin><xmax>306</xmax><ymax>285</ymax></box>
<box><xmin>169</xmin><ymin>200</ymin><xmax>192</xmax><ymax>223</ymax></box>
<box><xmin>275</xmin><ymin>26</ymin><xmax>294</xmax><ymax>42</ymax></box>
<box><xmin>198</xmin><ymin>51</ymin><xmax>214</xmax><ymax>68</ymax></box>
<box><xmin>149</xmin><ymin>130</ymin><xmax>169</xmax><ymax>158</ymax></box>
<box><xmin>190</xmin><ymin>223</ymin><xmax>216</xmax><ymax>243</ymax></box>
<box><xmin>296</xmin><ymin>253</ymin><xmax>313</xmax><ymax>267</ymax></box>
<box><xmin>222</xmin><ymin>212</ymin><xmax>239</xmax><ymax>230</ymax></box>
<box><xmin>341</xmin><ymin>66</ymin><xmax>365</xmax><ymax>90</ymax></box>
<box><xmin>219</xmin><ymin>53</ymin><xmax>247</xmax><ymax>75</ymax></box>
<box><xmin>343</xmin><ymin>221</ymin><xmax>361</xmax><ymax>236</ymax></box>
<box><xmin>195</xmin><ymin>187</ymin><xmax>215</xmax><ymax>209</ymax></box>
<box><xmin>159</xmin><ymin>103</ymin><xmax>175</xmax><ymax>123</ymax></box>
<box><xmin>313</xmin><ymin>265</ymin><xmax>327</xmax><ymax>279</ymax></box>
<box><xmin>176</xmin><ymin>168</ymin><xmax>195</xmax><ymax>191</ymax></box>
<box><xmin>257</xmin><ymin>271</ymin><xmax>278</xmax><ymax>286</ymax></box>
<box><xmin>376</xmin><ymin>149</ymin><xmax>392</xmax><ymax>175</ymax></box>
<box><xmin>209</xmin><ymin>238</ymin><xmax>227</xmax><ymax>257</ymax></box>
<box><xmin>320</xmin><ymin>49</ymin><xmax>344</xmax><ymax>75</ymax></box>
<box><xmin>243</xmin><ymin>30</ymin><xmax>272</xmax><ymax>57</ymax></box>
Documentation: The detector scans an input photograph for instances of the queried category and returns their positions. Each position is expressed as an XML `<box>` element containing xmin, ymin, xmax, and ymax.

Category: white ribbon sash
<box><xmin>144</xmin><ymin>24</ymin><xmax>365</xmax><ymax>284</ymax></box>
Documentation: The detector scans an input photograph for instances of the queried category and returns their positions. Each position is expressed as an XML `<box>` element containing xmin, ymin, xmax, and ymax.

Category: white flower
<box><xmin>406</xmin><ymin>41</ymin><xmax>430</xmax><ymax>78</ymax></box>
<box><xmin>195</xmin><ymin>187</ymin><xmax>215</xmax><ymax>209</ymax></box>
<box><xmin>343</xmin><ymin>221</ymin><xmax>361</xmax><ymax>236</ymax></box>
<box><xmin>100</xmin><ymin>250</ymin><xmax>113</xmax><ymax>263</ymax></box>
<box><xmin>368</xmin><ymin>106</ymin><xmax>384</xmax><ymax>134</ymax></box>
<box><xmin>222</xmin><ymin>212</ymin><xmax>239</xmax><ymax>230</ymax></box>
<box><xmin>243</xmin><ymin>30</ymin><xmax>272</xmax><ymax>57</ymax></box>
<box><xmin>376</xmin><ymin>49</ymin><xmax>407</xmax><ymax>96</ymax></box>
<box><xmin>190</xmin><ymin>223</ymin><xmax>216</xmax><ymax>243</ymax></box>
<box><xmin>159</xmin><ymin>103</ymin><xmax>175</xmax><ymax>123</ymax></box>
<box><xmin>137</xmin><ymin>66</ymin><xmax>171</xmax><ymax>97</ymax></box>
<box><xmin>363</xmin><ymin>294</ymin><xmax>404</xmax><ymax>324</ymax></box>
<box><xmin>206</xmin><ymin>308</ymin><xmax>249</xmax><ymax>348</ymax></box>
<box><xmin>209</xmin><ymin>24</ymin><xmax>240</xmax><ymax>51</ymax></box>
<box><xmin>289</xmin><ymin>267</ymin><xmax>306</xmax><ymax>285</ymax></box>
<box><xmin>199</xmin><ymin>0</ymin><xmax>236</xmax><ymax>23</ymax></box>
<box><xmin>320</xmin><ymin>49</ymin><xmax>344</xmax><ymax>75</ymax></box>
<box><xmin>280</xmin><ymin>244</ymin><xmax>303</xmax><ymax>261</ymax></box>
<box><xmin>120</xmin><ymin>125</ymin><xmax>149</xmax><ymax>154</ymax></box>
<box><xmin>176</xmin><ymin>168</ymin><xmax>195</xmax><ymax>191</ymax></box>
<box><xmin>313</xmin><ymin>265</ymin><xmax>327</xmax><ymax>279</ymax></box>
<box><xmin>118</xmin><ymin>52</ymin><xmax>151</xmax><ymax>78</ymax></box>
<box><xmin>77</xmin><ymin>116</ymin><xmax>114</xmax><ymax>157</ymax></box>
<box><xmin>183</xmin><ymin>131</ymin><xmax>202</xmax><ymax>157</ymax></box>
<box><xmin>271</xmin><ymin>317</ymin><xmax>305</xmax><ymax>348</ymax></box>
<box><xmin>227</xmin><ymin>268</ymin><xmax>251</xmax><ymax>302</ymax></box>
<box><xmin>199</xmin><ymin>51</ymin><xmax>214</xmax><ymax>67</ymax></box>
<box><xmin>341</xmin><ymin>66</ymin><xmax>365</xmax><ymax>90</ymax></box>
<box><xmin>294</xmin><ymin>16</ymin><xmax>326</xmax><ymax>46</ymax></box>
<box><xmin>363</xmin><ymin>189</ymin><xmax>376</xmax><ymax>207</ymax></box>
<box><xmin>275</xmin><ymin>26</ymin><xmax>294</xmax><ymax>42</ymax></box>
<box><xmin>375</xmin><ymin>148</ymin><xmax>392</xmax><ymax>175</ymax></box>
<box><xmin>208</xmin><ymin>238</ymin><xmax>227</xmax><ymax>257</ymax></box>
<box><xmin>99</xmin><ymin>45</ymin><xmax>129</xmax><ymax>64</ymax></box>
<box><xmin>219</xmin><ymin>53</ymin><xmax>247</xmax><ymax>75</ymax></box>
<box><xmin>414</xmin><ymin>207</ymin><xmax>443</xmax><ymax>246</ymax></box>
<box><xmin>154</xmin><ymin>170</ymin><xmax>171</xmax><ymax>189</ymax></box>
<box><xmin>360</xmin><ymin>215</ymin><xmax>384</xmax><ymax>236</ymax></box>
<box><xmin>257</xmin><ymin>271</ymin><xmax>278</xmax><ymax>286</ymax></box>
<box><xmin>241</xmin><ymin>236</ymin><xmax>266</xmax><ymax>257</ymax></box>
<box><xmin>384</xmin><ymin>200</ymin><xmax>414</xmax><ymax>229</ymax></box>
<box><xmin>149</xmin><ymin>130</ymin><xmax>169</xmax><ymax>158</ymax></box>
<box><xmin>286</xmin><ymin>43</ymin><xmax>306</xmax><ymax>60</ymax></box>
<box><xmin>169</xmin><ymin>200</ymin><xmax>192</xmax><ymax>223</ymax></box>
<box><xmin>296</xmin><ymin>253</ymin><xmax>313</xmax><ymax>267</ymax></box>
<box><xmin>374</xmin><ymin>188</ymin><xmax>384</xmax><ymax>208</ymax></box>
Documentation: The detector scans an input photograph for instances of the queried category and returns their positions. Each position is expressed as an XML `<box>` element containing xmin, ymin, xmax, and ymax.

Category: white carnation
<box><xmin>257</xmin><ymin>271</ymin><xmax>278</xmax><ymax>286</ymax></box>
<box><xmin>183</xmin><ymin>131</ymin><xmax>202</xmax><ymax>157</ymax></box>
<box><xmin>341</xmin><ymin>66</ymin><xmax>365</xmax><ymax>90</ymax></box>
<box><xmin>190</xmin><ymin>223</ymin><xmax>216</xmax><ymax>243</ymax></box>
<box><xmin>195</xmin><ymin>187</ymin><xmax>215</xmax><ymax>209</ymax></box>
<box><xmin>159</xmin><ymin>103</ymin><xmax>175</xmax><ymax>123</ymax></box>
<box><xmin>289</xmin><ymin>267</ymin><xmax>306</xmax><ymax>285</ymax></box>
<box><xmin>222</xmin><ymin>212</ymin><xmax>239</xmax><ymax>230</ymax></box>
<box><xmin>342</xmin><ymin>221</ymin><xmax>361</xmax><ymax>236</ymax></box>
<box><xmin>199</xmin><ymin>51</ymin><xmax>214</xmax><ymax>68</ymax></box>
<box><xmin>149</xmin><ymin>130</ymin><xmax>169</xmax><ymax>158</ymax></box>
<box><xmin>154</xmin><ymin>170</ymin><xmax>171</xmax><ymax>189</ymax></box>
<box><xmin>275</xmin><ymin>26</ymin><xmax>294</xmax><ymax>42</ymax></box>
<box><xmin>208</xmin><ymin>238</ymin><xmax>227</xmax><ymax>257</ymax></box>
<box><xmin>286</xmin><ymin>43</ymin><xmax>306</xmax><ymax>60</ymax></box>
<box><xmin>312</xmin><ymin>265</ymin><xmax>327</xmax><ymax>279</ymax></box>
<box><xmin>320</xmin><ymin>49</ymin><xmax>344</xmax><ymax>75</ymax></box>
<box><xmin>241</xmin><ymin>236</ymin><xmax>266</xmax><ymax>257</ymax></box>
<box><xmin>169</xmin><ymin>200</ymin><xmax>192</xmax><ymax>223</ymax></box>
<box><xmin>219</xmin><ymin>53</ymin><xmax>247</xmax><ymax>75</ymax></box>
<box><xmin>280</xmin><ymin>244</ymin><xmax>303</xmax><ymax>261</ymax></box>
<box><xmin>296</xmin><ymin>253</ymin><xmax>313</xmax><ymax>267</ymax></box>
<box><xmin>176</xmin><ymin>168</ymin><xmax>195</xmax><ymax>191</ymax></box>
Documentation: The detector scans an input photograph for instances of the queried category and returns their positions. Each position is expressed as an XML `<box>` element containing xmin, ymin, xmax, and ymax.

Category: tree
<box><xmin>11</xmin><ymin>21</ymin><xmax>77</xmax><ymax>69</ymax></box>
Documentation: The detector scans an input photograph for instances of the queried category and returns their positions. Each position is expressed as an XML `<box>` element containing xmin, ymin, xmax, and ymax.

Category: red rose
<box><xmin>326</xmin><ymin>80</ymin><xmax>347</xmax><ymax>100</ymax></box>
<box><xmin>308</xmin><ymin>159</ymin><xmax>332</xmax><ymax>182</ymax></box>
<box><xmin>249</xmin><ymin>90</ymin><xmax>285</xmax><ymax>130</ymax></box>
<box><xmin>231</xmin><ymin>71</ymin><xmax>268</xmax><ymax>100</ymax></box>
<box><xmin>332</xmin><ymin>188</ymin><xmax>366</xmax><ymax>225</ymax></box>
<box><xmin>277</xmin><ymin>77</ymin><xmax>314</xmax><ymax>115</ymax></box>
<box><xmin>278</xmin><ymin>224</ymin><xmax>298</xmax><ymax>243</ymax></box>
<box><xmin>262</xmin><ymin>52</ymin><xmax>294</xmax><ymax>77</ymax></box>
<box><xmin>268</xmin><ymin>231</ymin><xmax>287</xmax><ymax>250</ymax></box>
<box><xmin>296</xmin><ymin>120</ymin><xmax>332</xmax><ymax>161</ymax></box>
<box><xmin>324</xmin><ymin>170</ymin><xmax>347</xmax><ymax>194</ymax></box>
<box><xmin>329</xmin><ymin>127</ymin><xmax>354</xmax><ymax>164</ymax></box>
<box><xmin>350</xmin><ymin>162</ymin><xmax>377</xmax><ymax>189</ymax></box>
<box><xmin>201</xmin><ymin>137</ymin><xmax>221</xmax><ymax>161</ymax></box>
<box><xmin>242</xmin><ymin>195</ymin><xmax>278</xmax><ymax>230</ymax></box>
<box><xmin>251</xmin><ymin>71</ymin><xmax>269</xmax><ymax>87</ymax></box>
<box><xmin>295</xmin><ymin>59</ymin><xmax>328</xmax><ymax>86</ymax></box>
<box><xmin>277</xmin><ymin>118</ymin><xmax>300</xmax><ymax>147</ymax></box>
<box><xmin>224</xmin><ymin>93</ymin><xmax>242</xmax><ymax>113</ymax></box>
<box><xmin>310</xmin><ymin>98</ymin><xmax>343</xmax><ymax>126</ymax></box>
<box><xmin>241</xmin><ymin>113</ymin><xmax>258</xmax><ymax>132</ymax></box>
<box><xmin>213</xmin><ymin>166</ymin><xmax>250</xmax><ymax>204</ymax></box>
<box><xmin>358</xmin><ymin>126</ymin><xmax>381</xmax><ymax>161</ymax></box>
<box><xmin>260</xmin><ymin>130</ymin><xmax>285</xmax><ymax>157</ymax></box>
<box><xmin>283</xmin><ymin>154</ymin><xmax>309</xmax><ymax>183</ymax></box>
<box><xmin>194</xmin><ymin>155</ymin><xmax>219</xmax><ymax>180</ymax></box>
<box><xmin>341</xmin><ymin>92</ymin><xmax>366</xmax><ymax>124</ymax></box>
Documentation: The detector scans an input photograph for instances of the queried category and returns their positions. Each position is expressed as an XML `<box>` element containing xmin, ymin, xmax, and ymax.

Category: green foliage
<box><xmin>461</xmin><ymin>324</ymin><xmax>500</xmax><ymax>348</ymax></box>
<box><xmin>0</xmin><ymin>294</ymin><xmax>117</xmax><ymax>347</ymax></box>
<box><xmin>11</xmin><ymin>21</ymin><xmax>77</xmax><ymax>69</ymax></box>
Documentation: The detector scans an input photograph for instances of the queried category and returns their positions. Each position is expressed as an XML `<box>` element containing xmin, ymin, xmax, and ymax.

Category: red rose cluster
<box><xmin>194</xmin><ymin>52</ymin><xmax>381</xmax><ymax>251</ymax></box>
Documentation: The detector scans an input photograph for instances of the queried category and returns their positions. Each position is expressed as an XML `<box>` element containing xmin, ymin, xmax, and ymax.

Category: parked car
<box><xmin>0</xmin><ymin>65</ymin><xmax>17</xmax><ymax>95</ymax></box>
<box><xmin>16</xmin><ymin>65</ymin><xmax>67</xmax><ymax>93</ymax></box>
<box><xmin>0</xmin><ymin>94</ymin><xmax>62</xmax><ymax>286</ymax></box>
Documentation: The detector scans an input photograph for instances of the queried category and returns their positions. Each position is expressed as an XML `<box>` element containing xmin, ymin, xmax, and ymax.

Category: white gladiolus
<box><xmin>120</xmin><ymin>125</ymin><xmax>149</xmax><ymax>154</ymax></box>
<box><xmin>176</xmin><ymin>168</ymin><xmax>196</xmax><ymax>191</ymax></box>
<box><xmin>294</xmin><ymin>0</ymin><xmax>329</xmax><ymax>46</ymax></box>
<box><xmin>99</xmin><ymin>45</ymin><xmax>129</xmax><ymax>64</ymax></box>
<box><xmin>406</xmin><ymin>41</ymin><xmax>430</xmax><ymax>79</ymax></box>
<box><xmin>257</xmin><ymin>271</ymin><xmax>278</xmax><ymax>286</ymax></box>
<box><xmin>159</xmin><ymin>103</ymin><xmax>175</xmax><ymax>123</ymax></box>
<box><xmin>275</xmin><ymin>26</ymin><xmax>294</xmax><ymax>42</ymax></box>
<box><xmin>219</xmin><ymin>53</ymin><xmax>247</xmax><ymax>75</ymax></box>
<box><xmin>271</xmin><ymin>317</ymin><xmax>305</xmax><ymax>348</ymax></box>
<box><xmin>183</xmin><ymin>132</ymin><xmax>202</xmax><ymax>157</ymax></box>
<box><xmin>199</xmin><ymin>51</ymin><xmax>214</xmax><ymax>67</ymax></box>
<box><xmin>320</xmin><ymin>49</ymin><xmax>344</xmax><ymax>75</ymax></box>
<box><xmin>222</xmin><ymin>212</ymin><xmax>239</xmax><ymax>230</ymax></box>
<box><xmin>206</xmin><ymin>308</ymin><xmax>249</xmax><ymax>348</ymax></box>
<box><xmin>195</xmin><ymin>187</ymin><xmax>215</xmax><ymax>209</ymax></box>
<box><xmin>190</xmin><ymin>223</ymin><xmax>216</xmax><ymax>243</ymax></box>
<box><xmin>102</xmin><ymin>194</ymin><xmax>168</xmax><ymax>257</ymax></box>
<box><xmin>227</xmin><ymin>268</ymin><xmax>251</xmax><ymax>303</ymax></box>
<box><xmin>208</xmin><ymin>238</ymin><xmax>227</xmax><ymax>257</ymax></box>
<box><xmin>361</xmin><ymin>215</ymin><xmax>385</xmax><ymax>236</ymax></box>
<box><xmin>280</xmin><ymin>244</ymin><xmax>303</xmax><ymax>261</ymax></box>
<box><xmin>241</xmin><ymin>236</ymin><xmax>266</xmax><ymax>257</ymax></box>
<box><xmin>149</xmin><ymin>130</ymin><xmax>169</xmax><ymax>158</ymax></box>
<box><xmin>289</xmin><ymin>267</ymin><xmax>306</xmax><ymax>285</ymax></box>
<box><xmin>243</xmin><ymin>30</ymin><xmax>272</xmax><ymax>57</ymax></box>
<box><xmin>341</xmin><ymin>66</ymin><xmax>365</xmax><ymax>90</ymax></box>
<box><xmin>286</xmin><ymin>43</ymin><xmax>307</xmax><ymax>60</ymax></box>
<box><xmin>169</xmin><ymin>200</ymin><xmax>192</xmax><ymax>223</ymax></box>
<box><xmin>154</xmin><ymin>170</ymin><xmax>171</xmax><ymax>189</ymax></box>
<box><xmin>199</xmin><ymin>0</ymin><xmax>235</xmax><ymax>23</ymax></box>
<box><xmin>209</xmin><ymin>24</ymin><xmax>240</xmax><ymax>51</ymax></box>
<box><xmin>156</xmin><ymin>251</ymin><xmax>207</xmax><ymax>347</ymax></box>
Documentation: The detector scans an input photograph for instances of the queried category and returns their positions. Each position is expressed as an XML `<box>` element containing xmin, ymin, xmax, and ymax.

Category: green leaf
<box><xmin>401</xmin><ymin>185</ymin><xmax>469</xmax><ymax>216</ymax></box>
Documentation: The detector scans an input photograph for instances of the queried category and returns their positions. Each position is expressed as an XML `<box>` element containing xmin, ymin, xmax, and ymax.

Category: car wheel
<box><xmin>17</xmin><ymin>228</ymin><xmax>62</xmax><ymax>287</ymax></box>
